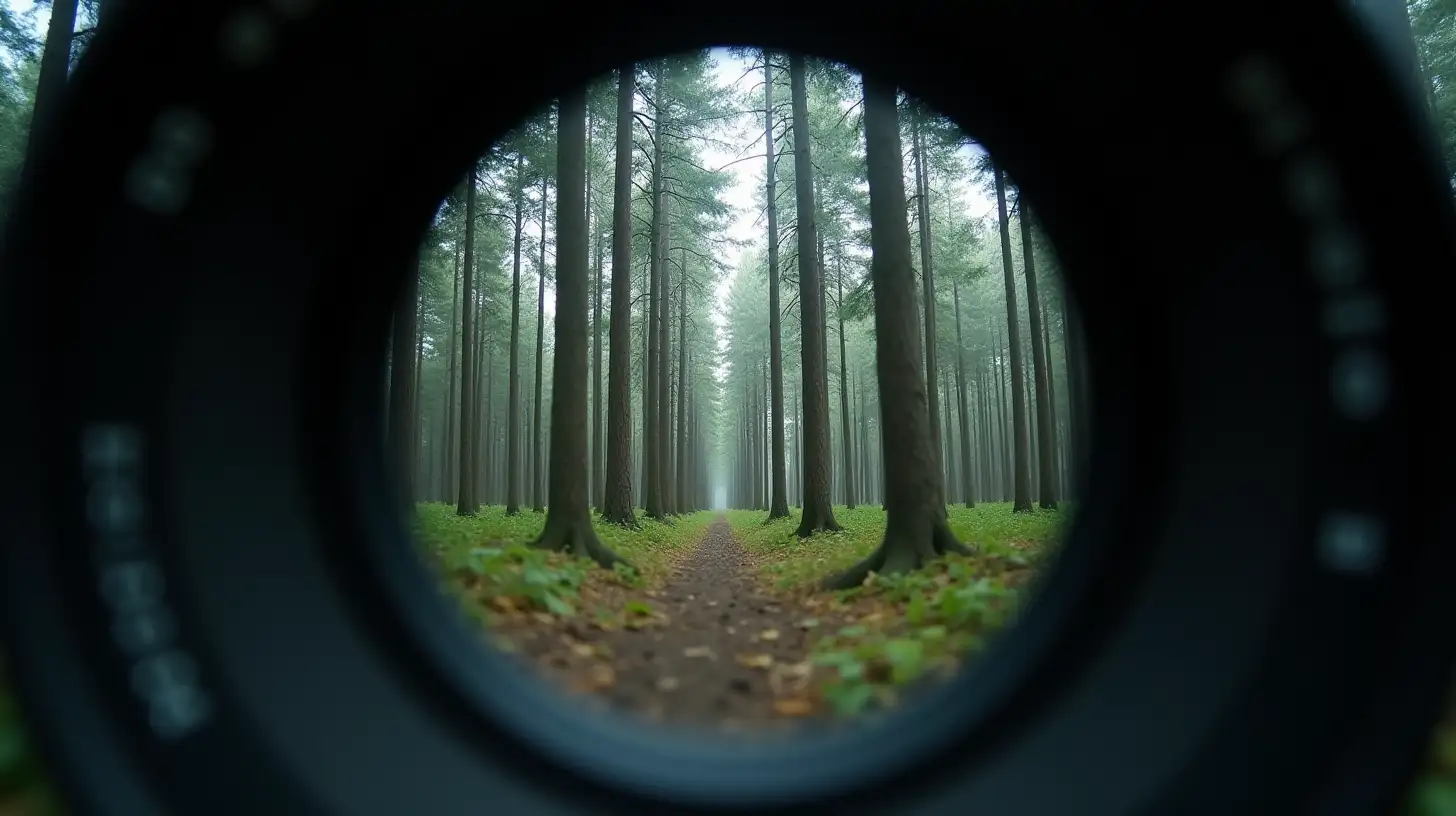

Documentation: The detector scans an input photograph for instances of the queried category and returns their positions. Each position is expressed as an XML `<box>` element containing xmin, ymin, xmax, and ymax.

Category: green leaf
<box><xmin>882</xmin><ymin>638</ymin><xmax>925</xmax><ymax>684</ymax></box>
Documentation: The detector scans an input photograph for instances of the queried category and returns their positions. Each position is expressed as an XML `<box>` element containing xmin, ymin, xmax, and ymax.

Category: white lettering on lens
<box><xmin>81</xmin><ymin>422</ymin><xmax>214</xmax><ymax>740</ymax></box>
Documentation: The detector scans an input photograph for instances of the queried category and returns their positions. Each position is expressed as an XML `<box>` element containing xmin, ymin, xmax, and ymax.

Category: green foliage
<box><xmin>415</xmin><ymin>503</ymin><xmax>716</xmax><ymax>620</ymax></box>
<box><xmin>728</xmin><ymin>504</ymin><xmax>1066</xmax><ymax>716</ymax></box>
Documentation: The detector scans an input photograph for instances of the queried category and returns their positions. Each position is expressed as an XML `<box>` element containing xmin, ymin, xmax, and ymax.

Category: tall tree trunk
<box><xmin>825</xmin><ymin>76</ymin><xmax>971</xmax><ymax>589</ymax></box>
<box><xmin>533</xmin><ymin>86</ymin><xmax>624</xmax><ymax>567</ymax></box>
<box><xmin>911</xmin><ymin>112</ymin><xmax>941</xmax><ymax>478</ymax></box>
<box><xmin>1041</xmin><ymin>302</ymin><xmax>1062</xmax><ymax>504</ymax></box>
<box><xmin>762</xmin><ymin>51</ymin><xmax>791</xmax><ymax>520</ymax></box>
<box><xmin>24</xmin><ymin>0</ymin><xmax>78</xmax><ymax>173</ymax></box>
<box><xmin>836</xmin><ymin>257</ymin><xmax>856</xmax><ymax>509</ymax></box>
<box><xmin>788</xmin><ymin>54</ymin><xmax>840</xmax><ymax>536</ymax></box>
<box><xmin>506</xmin><ymin>155</ymin><xmax>526</xmax><ymax>515</ymax></box>
<box><xmin>471</xmin><ymin>283</ymin><xmax>486</xmax><ymax>506</ymax></box>
<box><xmin>602</xmin><ymin>63</ymin><xmax>637</xmax><ymax>521</ymax></box>
<box><xmin>994</xmin><ymin>167</ymin><xmax>1034</xmax><ymax>512</ymax></box>
<box><xmin>1063</xmin><ymin>298</ymin><xmax>1088</xmax><ymax>497</ymax></box>
<box><xmin>656</xmin><ymin>229</ymin><xmax>674</xmax><ymax>515</ymax></box>
<box><xmin>412</xmin><ymin>285</ymin><xmax>426</xmax><ymax>495</ymax></box>
<box><xmin>533</xmin><ymin>174</ymin><xmax>550</xmax><ymax>513</ymax></box>
<box><xmin>388</xmin><ymin>249</ymin><xmax>421</xmax><ymax>502</ymax></box>
<box><xmin>1020</xmin><ymin>203</ymin><xmax>1057</xmax><ymax>510</ymax></box>
<box><xmin>996</xmin><ymin>321</ymin><xmax>1011</xmax><ymax>500</ymax></box>
<box><xmin>643</xmin><ymin>62</ymin><xmax>667</xmax><ymax>519</ymax></box>
<box><xmin>677</xmin><ymin>265</ymin><xmax>689</xmax><ymax>513</ymax></box>
<box><xmin>791</xmin><ymin>382</ymin><xmax>800</xmax><ymax>507</ymax></box>
<box><xmin>442</xmin><ymin>246</ymin><xmax>461</xmax><ymax>499</ymax></box>
<box><xmin>639</xmin><ymin>261</ymin><xmax>650</xmax><ymax>503</ymax></box>
<box><xmin>588</xmin><ymin>109</ymin><xmax>605</xmax><ymax>513</ymax></box>
<box><xmin>481</xmin><ymin>346</ymin><xmax>495</xmax><ymax>504</ymax></box>
<box><xmin>952</xmin><ymin>281</ymin><xmax>975</xmax><ymax>507</ymax></box>
<box><xmin>455</xmin><ymin>166</ymin><xmax>479</xmax><ymax>515</ymax></box>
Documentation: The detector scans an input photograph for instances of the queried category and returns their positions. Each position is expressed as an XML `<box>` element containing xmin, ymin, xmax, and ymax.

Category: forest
<box><xmin>3</xmin><ymin>3</ymin><xmax>1456</xmax><ymax>815</ymax></box>
<box><xmin>390</xmin><ymin>49</ymin><xmax>1076</xmax><ymax>729</ymax></box>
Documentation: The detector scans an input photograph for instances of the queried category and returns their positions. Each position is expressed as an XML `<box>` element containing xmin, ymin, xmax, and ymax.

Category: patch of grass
<box><xmin>414</xmin><ymin>503</ymin><xmax>715</xmax><ymax>624</ymax></box>
<box><xmin>728</xmin><ymin>503</ymin><xmax>1067</xmax><ymax>716</ymax></box>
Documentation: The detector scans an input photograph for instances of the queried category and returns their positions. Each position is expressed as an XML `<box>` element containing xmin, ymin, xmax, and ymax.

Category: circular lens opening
<box><xmin>384</xmin><ymin>48</ymin><xmax>1085</xmax><ymax>739</ymax></box>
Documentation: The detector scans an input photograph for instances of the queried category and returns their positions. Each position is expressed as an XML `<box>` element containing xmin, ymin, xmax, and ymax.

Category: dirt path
<box><xmin>496</xmin><ymin>516</ymin><xmax>828</xmax><ymax>734</ymax></box>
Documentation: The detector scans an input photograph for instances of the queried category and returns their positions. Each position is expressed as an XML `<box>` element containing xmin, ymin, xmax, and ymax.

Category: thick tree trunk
<box><xmin>825</xmin><ymin>76</ymin><xmax>971</xmax><ymax>589</ymax></box>
<box><xmin>533</xmin><ymin>86</ymin><xmax>624</xmax><ymax>568</ymax></box>
<box><xmin>788</xmin><ymin>55</ymin><xmax>840</xmax><ymax>537</ymax></box>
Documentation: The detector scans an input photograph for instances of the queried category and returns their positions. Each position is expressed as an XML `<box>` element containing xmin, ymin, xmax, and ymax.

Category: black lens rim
<box><xmin>0</xmin><ymin>2</ymin><xmax>1451</xmax><ymax>815</ymax></box>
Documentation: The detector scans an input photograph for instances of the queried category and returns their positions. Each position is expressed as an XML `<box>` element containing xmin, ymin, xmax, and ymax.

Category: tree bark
<box><xmin>788</xmin><ymin>54</ymin><xmax>840</xmax><ymax>537</ymax></box>
<box><xmin>533</xmin><ymin>173</ymin><xmax>550</xmax><ymax>513</ymax></box>
<box><xmin>836</xmin><ymin>257</ymin><xmax>856</xmax><ymax>509</ymax></box>
<box><xmin>824</xmin><ymin>76</ymin><xmax>971</xmax><ymax>589</ymax></box>
<box><xmin>677</xmin><ymin>259</ymin><xmax>689</xmax><ymax>514</ymax></box>
<box><xmin>644</xmin><ymin>61</ymin><xmax>667</xmax><ymax>519</ymax></box>
<box><xmin>1020</xmin><ymin>202</ymin><xmax>1058</xmax><ymax>510</ymax></box>
<box><xmin>533</xmin><ymin>86</ymin><xmax>625</xmax><ymax>568</ymax></box>
<box><xmin>910</xmin><ymin>112</ymin><xmax>941</xmax><ymax>478</ymax></box>
<box><xmin>993</xmin><ymin>171</ymin><xmax>1033</xmax><ymax>511</ymax></box>
<box><xmin>602</xmin><ymin>66</ymin><xmax>638</xmax><ymax>525</ymax></box>
<box><xmin>455</xmin><ymin>165</ymin><xmax>480</xmax><ymax>515</ymax></box>
<box><xmin>506</xmin><ymin>154</ymin><xmax>526</xmax><ymax>515</ymax></box>
<box><xmin>442</xmin><ymin>245</ymin><xmax>461</xmax><ymax>499</ymax></box>
<box><xmin>24</xmin><ymin>0</ymin><xmax>78</xmax><ymax>173</ymax></box>
<box><xmin>763</xmin><ymin>51</ymin><xmax>791</xmax><ymax>520</ymax></box>
<box><xmin>952</xmin><ymin>281</ymin><xmax>975</xmax><ymax>507</ymax></box>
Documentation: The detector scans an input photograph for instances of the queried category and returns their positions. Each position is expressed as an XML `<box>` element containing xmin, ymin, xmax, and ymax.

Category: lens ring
<box><xmin>0</xmin><ymin>2</ymin><xmax>1450</xmax><ymax>815</ymax></box>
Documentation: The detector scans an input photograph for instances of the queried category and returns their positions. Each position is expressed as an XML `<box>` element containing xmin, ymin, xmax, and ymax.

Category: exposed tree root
<box><xmin>795</xmin><ymin>508</ymin><xmax>842</xmax><ymax>539</ymax></box>
<box><xmin>765</xmin><ymin>506</ymin><xmax>791</xmax><ymax>522</ymax></box>
<box><xmin>532</xmin><ymin>520</ymin><xmax>632</xmax><ymax>571</ymax></box>
<box><xmin>819</xmin><ymin>518</ymin><xmax>976</xmax><ymax>590</ymax></box>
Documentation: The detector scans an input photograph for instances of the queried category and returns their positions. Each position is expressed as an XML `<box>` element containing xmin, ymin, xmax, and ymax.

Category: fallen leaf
<box><xmin>656</xmin><ymin>676</ymin><xmax>680</xmax><ymax>691</ymax></box>
<box><xmin>737</xmin><ymin>653</ymin><xmax>774</xmax><ymax>669</ymax></box>
<box><xmin>798</xmin><ymin>618</ymin><xmax>820</xmax><ymax>629</ymax></box>
<box><xmin>759</xmin><ymin>629</ymin><xmax>780</xmax><ymax>641</ymax></box>
<box><xmin>570</xmin><ymin>642</ymin><xmax>595</xmax><ymax>658</ymax></box>
<box><xmin>532</xmin><ymin>612</ymin><xmax>555</xmax><ymax>625</ymax></box>
<box><xmin>773</xmin><ymin>698</ymin><xmax>814</xmax><ymax>716</ymax></box>
<box><xmin>683</xmin><ymin>646</ymin><xmax>717</xmax><ymax>660</ymax></box>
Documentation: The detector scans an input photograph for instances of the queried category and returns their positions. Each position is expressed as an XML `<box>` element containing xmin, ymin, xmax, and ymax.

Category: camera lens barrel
<box><xmin>1</xmin><ymin>3</ymin><xmax>1451</xmax><ymax>815</ymax></box>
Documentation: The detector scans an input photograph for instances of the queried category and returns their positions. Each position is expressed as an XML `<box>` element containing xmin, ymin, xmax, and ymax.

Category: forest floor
<box><xmin>418</xmin><ymin>501</ymin><xmax>1064</xmax><ymax>729</ymax></box>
